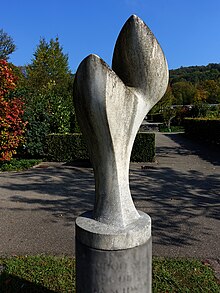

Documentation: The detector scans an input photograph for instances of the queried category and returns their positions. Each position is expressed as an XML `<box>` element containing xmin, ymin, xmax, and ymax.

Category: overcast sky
<box><xmin>2</xmin><ymin>0</ymin><xmax>220</xmax><ymax>72</ymax></box>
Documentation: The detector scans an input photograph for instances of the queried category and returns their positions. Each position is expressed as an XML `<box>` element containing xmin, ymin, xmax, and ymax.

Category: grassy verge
<box><xmin>0</xmin><ymin>159</ymin><xmax>42</xmax><ymax>172</ymax></box>
<box><xmin>0</xmin><ymin>256</ymin><xmax>219</xmax><ymax>292</ymax></box>
<box><xmin>153</xmin><ymin>258</ymin><xmax>219</xmax><ymax>292</ymax></box>
<box><xmin>0</xmin><ymin>256</ymin><xmax>75</xmax><ymax>293</ymax></box>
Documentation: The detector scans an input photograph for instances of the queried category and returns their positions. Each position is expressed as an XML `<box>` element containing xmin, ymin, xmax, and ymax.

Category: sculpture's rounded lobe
<box><xmin>112</xmin><ymin>14</ymin><xmax>169</xmax><ymax>108</ymax></box>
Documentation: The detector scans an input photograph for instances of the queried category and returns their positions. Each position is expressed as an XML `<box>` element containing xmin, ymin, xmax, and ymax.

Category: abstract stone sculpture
<box><xmin>74</xmin><ymin>15</ymin><xmax>168</xmax><ymax>292</ymax></box>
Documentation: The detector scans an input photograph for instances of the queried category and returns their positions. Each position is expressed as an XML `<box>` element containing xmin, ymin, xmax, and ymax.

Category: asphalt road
<box><xmin>0</xmin><ymin>133</ymin><xmax>219</xmax><ymax>260</ymax></box>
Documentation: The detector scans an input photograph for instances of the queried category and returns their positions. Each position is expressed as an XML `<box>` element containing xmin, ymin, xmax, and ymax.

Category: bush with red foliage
<box><xmin>0</xmin><ymin>60</ymin><xmax>27</xmax><ymax>161</ymax></box>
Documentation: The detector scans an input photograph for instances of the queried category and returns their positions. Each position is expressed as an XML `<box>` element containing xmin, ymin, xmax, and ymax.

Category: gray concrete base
<box><xmin>75</xmin><ymin>210</ymin><xmax>152</xmax><ymax>293</ymax></box>
<box><xmin>76</xmin><ymin>237</ymin><xmax>152</xmax><ymax>293</ymax></box>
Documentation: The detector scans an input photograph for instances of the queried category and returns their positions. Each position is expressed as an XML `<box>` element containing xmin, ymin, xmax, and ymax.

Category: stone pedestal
<box><xmin>76</xmin><ymin>211</ymin><xmax>152</xmax><ymax>293</ymax></box>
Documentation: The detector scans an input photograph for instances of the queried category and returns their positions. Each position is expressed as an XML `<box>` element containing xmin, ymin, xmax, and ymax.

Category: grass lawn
<box><xmin>0</xmin><ymin>159</ymin><xmax>42</xmax><ymax>172</ymax></box>
<box><xmin>0</xmin><ymin>256</ymin><xmax>219</xmax><ymax>292</ymax></box>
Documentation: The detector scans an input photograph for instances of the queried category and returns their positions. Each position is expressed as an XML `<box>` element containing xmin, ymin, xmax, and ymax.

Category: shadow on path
<box><xmin>131</xmin><ymin>165</ymin><xmax>219</xmax><ymax>248</ymax></box>
<box><xmin>0</xmin><ymin>166</ymin><xmax>95</xmax><ymax>226</ymax></box>
<box><xmin>0</xmin><ymin>134</ymin><xmax>219</xmax><ymax>257</ymax></box>
<box><xmin>159</xmin><ymin>133</ymin><xmax>220</xmax><ymax>166</ymax></box>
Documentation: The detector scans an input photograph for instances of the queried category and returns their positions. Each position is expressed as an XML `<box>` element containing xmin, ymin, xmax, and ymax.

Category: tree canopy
<box><xmin>0</xmin><ymin>29</ymin><xmax>16</xmax><ymax>60</ymax></box>
<box><xmin>21</xmin><ymin>37</ymin><xmax>75</xmax><ymax>157</ymax></box>
<box><xmin>26</xmin><ymin>37</ymin><xmax>72</xmax><ymax>96</ymax></box>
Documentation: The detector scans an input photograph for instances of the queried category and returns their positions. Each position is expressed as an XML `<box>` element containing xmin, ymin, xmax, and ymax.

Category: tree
<box><xmin>202</xmin><ymin>80</ymin><xmax>220</xmax><ymax>104</ymax></box>
<box><xmin>0</xmin><ymin>29</ymin><xmax>16</xmax><ymax>60</ymax></box>
<box><xmin>23</xmin><ymin>37</ymin><xmax>74</xmax><ymax>157</ymax></box>
<box><xmin>0</xmin><ymin>60</ymin><xmax>27</xmax><ymax>161</ymax></box>
<box><xmin>26</xmin><ymin>37</ymin><xmax>71</xmax><ymax>97</ymax></box>
<box><xmin>172</xmin><ymin>81</ymin><xmax>196</xmax><ymax>105</ymax></box>
<box><xmin>150</xmin><ymin>85</ymin><xmax>177</xmax><ymax>131</ymax></box>
<box><xmin>157</xmin><ymin>86</ymin><xmax>177</xmax><ymax>130</ymax></box>
<box><xmin>152</xmin><ymin>85</ymin><xmax>175</xmax><ymax>112</ymax></box>
<box><xmin>194</xmin><ymin>87</ymin><xmax>208</xmax><ymax>103</ymax></box>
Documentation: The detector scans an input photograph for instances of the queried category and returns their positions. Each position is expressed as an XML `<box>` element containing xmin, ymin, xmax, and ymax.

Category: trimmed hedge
<box><xmin>131</xmin><ymin>132</ymin><xmax>155</xmax><ymax>162</ymax></box>
<box><xmin>45</xmin><ymin>133</ymin><xmax>89</xmax><ymax>162</ymax></box>
<box><xmin>184</xmin><ymin>118</ymin><xmax>220</xmax><ymax>146</ymax></box>
<box><xmin>45</xmin><ymin>132</ymin><xmax>155</xmax><ymax>162</ymax></box>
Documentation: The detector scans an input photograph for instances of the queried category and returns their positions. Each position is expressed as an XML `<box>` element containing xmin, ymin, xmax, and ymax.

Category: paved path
<box><xmin>0</xmin><ymin>133</ymin><xmax>219</xmax><ymax>260</ymax></box>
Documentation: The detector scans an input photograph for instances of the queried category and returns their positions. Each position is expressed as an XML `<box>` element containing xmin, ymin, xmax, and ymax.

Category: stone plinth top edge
<box><xmin>76</xmin><ymin>210</ymin><xmax>151</xmax><ymax>250</ymax></box>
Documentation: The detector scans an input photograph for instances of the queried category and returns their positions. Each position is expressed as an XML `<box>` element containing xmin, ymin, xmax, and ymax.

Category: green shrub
<box><xmin>184</xmin><ymin>118</ymin><xmax>220</xmax><ymax>146</ymax></box>
<box><xmin>45</xmin><ymin>132</ymin><xmax>155</xmax><ymax>162</ymax></box>
<box><xmin>23</xmin><ymin>91</ymin><xmax>75</xmax><ymax>159</ymax></box>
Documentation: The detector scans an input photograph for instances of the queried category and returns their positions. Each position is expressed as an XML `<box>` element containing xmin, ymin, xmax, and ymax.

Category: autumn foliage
<box><xmin>0</xmin><ymin>59</ymin><xmax>27</xmax><ymax>161</ymax></box>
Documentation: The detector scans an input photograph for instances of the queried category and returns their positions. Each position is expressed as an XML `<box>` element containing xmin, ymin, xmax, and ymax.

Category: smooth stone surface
<box><xmin>73</xmin><ymin>15</ymin><xmax>168</xmax><ymax>228</ymax></box>
<box><xmin>76</xmin><ymin>236</ymin><xmax>152</xmax><ymax>293</ymax></box>
<box><xmin>76</xmin><ymin>210</ymin><xmax>151</xmax><ymax>250</ymax></box>
<box><xmin>112</xmin><ymin>15</ymin><xmax>169</xmax><ymax>110</ymax></box>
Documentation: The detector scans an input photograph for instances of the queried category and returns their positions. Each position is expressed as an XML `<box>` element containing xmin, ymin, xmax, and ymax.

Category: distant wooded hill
<box><xmin>170</xmin><ymin>63</ymin><xmax>220</xmax><ymax>84</ymax></box>
<box><xmin>158</xmin><ymin>63</ymin><xmax>220</xmax><ymax>106</ymax></box>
